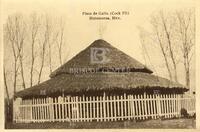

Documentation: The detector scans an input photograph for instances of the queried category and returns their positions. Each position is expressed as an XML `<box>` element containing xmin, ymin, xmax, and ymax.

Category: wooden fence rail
<box><xmin>13</xmin><ymin>93</ymin><xmax>195</xmax><ymax>123</ymax></box>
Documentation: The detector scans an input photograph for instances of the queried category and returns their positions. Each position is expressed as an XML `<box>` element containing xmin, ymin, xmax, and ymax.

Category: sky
<box><xmin>2</xmin><ymin>0</ymin><xmax>196</xmax><ymax>95</ymax></box>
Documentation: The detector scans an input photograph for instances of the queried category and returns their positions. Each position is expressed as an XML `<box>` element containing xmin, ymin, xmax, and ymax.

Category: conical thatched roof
<box><xmin>50</xmin><ymin>39</ymin><xmax>153</xmax><ymax>78</ymax></box>
<box><xmin>15</xmin><ymin>39</ymin><xmax>188</xmax><ymax>98</ymax></box>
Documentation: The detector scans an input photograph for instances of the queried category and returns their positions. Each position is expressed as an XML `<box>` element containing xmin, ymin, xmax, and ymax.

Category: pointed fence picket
<box><xmin>13</xmin><ymin>93</ymin><xmax>195</xmax><ymax>123</ymax></box>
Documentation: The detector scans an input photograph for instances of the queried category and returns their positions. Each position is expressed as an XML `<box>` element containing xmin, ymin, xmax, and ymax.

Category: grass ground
<box><xmin>5</xmin><ymin>118</ymin><xmax>196</xmax><ymax>129</ymax></box>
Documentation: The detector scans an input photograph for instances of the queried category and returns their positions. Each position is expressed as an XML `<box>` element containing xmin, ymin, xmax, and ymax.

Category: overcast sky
<box><xmin>2</xmin><ymin>0</ymin><xmax>195</xmax><ymax>95</ymax></box>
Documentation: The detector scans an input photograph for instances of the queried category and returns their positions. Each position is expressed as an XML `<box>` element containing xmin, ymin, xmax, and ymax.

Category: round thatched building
<box><xmin>13</xmin><ymin>39</ymin><xmax>195</xmax><ymax>123</ymax></box>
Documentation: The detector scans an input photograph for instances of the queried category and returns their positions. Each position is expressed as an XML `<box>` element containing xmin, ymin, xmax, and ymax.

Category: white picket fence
<box><xmin>13</xmin><ymin>93</ymin><xmax>195</xmax><ymax>123</ymax></box>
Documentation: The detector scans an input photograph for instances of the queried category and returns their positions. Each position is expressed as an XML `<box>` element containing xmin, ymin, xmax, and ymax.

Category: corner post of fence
<box><xmin>13</xmin><ymin>97</ymin><xmax>22</xmax><ymax>123</ymax></box>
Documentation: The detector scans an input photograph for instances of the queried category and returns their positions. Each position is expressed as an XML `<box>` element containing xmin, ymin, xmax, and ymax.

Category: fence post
<box><xmin>161</xmin><ymin>94</ymin><xmax>164</xmax><ymax>118</ymax></box>
<box><xmin>131</xmin><ymin>95</ymin><xmax>135</xmax><ymax>119</ymax></box>
<box><xmin>103</xmin><ymin>92</ymin><xmax>106</xmax><ymax>121</ymax></box>
<box><xmin>106</xmin><ymin>96</ymin><xmax>109</xmax><ymax>121</ymax></box>
<box><xmin>28</xmin><ymin>99</ymin><xmax>33</xmax><ymax>122</ymax></box>
<box><xmin>93</xmin><ymin>96</ymin><xmax>96</xmax><ymax>121</ymax></box>
<box><xmin>117</xmin><ymin>95</ymin><xmax>120</xmax><ymax>120</ymax></box>
<box><xmin>137</xmin><ymin>95</ymin><xmax>141</xmax><ymax>120</ymax></box>
<box><xmin>51</xmin><ymin>97</ymin><xmax>55</xmax><ymax>122</ymax></box>
<box><xmin>86</xmin><ymin>96</ymin><xmax>89</xmax><ymax>122</ymax></box>
<box><xmin>146</xmin><ymin>94</ymin><xmax>150</xmax><ymax>119</ymax></box>
<box><xmin>76</xmin><ymin>96</ymin><xmax>79</xmax><ymax>122</ymax></box>
<box><xmin>144</xmin><ymin>92</ymin><xmax>147</xmax><ymax>119</ymax></box>
<box><xmin>58</xmin><ymin>96</ymin><xmax>63</xmax><ymax>122</ymax></box>
<box><xmin>124</xmin><ymin>93</ymin><xmax>127</xmax><ymax>119</ymax></box>
<box><xmin>34</xmin><ymin>98</ymin><xmax>37</xmax><ymax>122</ymax></box>
<box><xmin>79</xmin><ymin>96</ymin><xmax>82</xmax><ymax>122</ymax></box>
<box><xmin>41</xmin><ymin>98</ymin><xmax>44</xmax><ymax>122</ymax></box>
<box><xmin>32</xmin><ymin>98</ymin><xmax>35</xmax><ymax>122</ymax></box>
<box><xmin>100</xmin><ymin>96</ymin><xmax>103</xmax><ymax>121</ymax></box>
<box><xmin>97</xmin><ymin>96</ymin><xmax>99</xmax><ymax>122</ymax></box>
<box><xmin>121</xmin><ymin>95</ymin><xmax>124</xmax><ymax>120</ymax></box>
<box><xmin>62</xmin><ymin>96</ymin><xmax>65</xmax><ymax>122</ymax></box>
<box><xmin>82</xmin><ymin>95</ymin><xmax>85</xmax><ymax>122</ymax></box>
<box><xmin>141</xmin><ymin>94</ymin><xmax>144</xmax><ymax>120</ymax></box>
<box><xmin>153</xmin><ymin>95</ymin><xmax>157</xmax><ymax>119</ymax></box>
<box><xmin>127</xmin><ymin>95</ymin><xmax>130</xmax><ymax>120</ymax></box>
<box><xmin>156</xmin><ymin>94</ymin><xmax>161</xmax><ymax>118</ymax></box>
<box><xmin>110</xmin><ymin>95</ymin><xmax>113</xmax><ymax>121</ymax></box>
<box><xmin>13</xmin><ymin>98</ymin><xmax>22</xmax><ymax>123</ymax></box>
<box><xmin>178</xmin><ymin>94</ymin><xmax>181</xmax><ymax>117</ymax></box>
<box><xmin>89</xmin><ymin>96</ymin><xmax>92</xmax><ymax>122</ymax></box>
<box><xmin>134</xmin><ymin>95</ymin><xmax>138</xmax><ymax>119</ymax></box>
<box><xmin>72</xmin><ymin>97</ymin><xmax>75</xmax><ymax>122</ymax></box>
<box><xmin>172</xmin><ymin>94</ymin><xmax>175</xmax><ymax>117</ymax></box>
<box><xmin>114</xmin><ymin>95</ymin><xmax>117</xmax><ymax>121</ymax></box>
<box><xmin>175</xmin><ymin>94</ymin><xmax>178</xmax><ymax>117</ymax></box>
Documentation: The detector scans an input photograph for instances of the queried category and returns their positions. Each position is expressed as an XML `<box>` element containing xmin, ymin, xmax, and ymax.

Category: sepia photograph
<box><xmin>1</xmin><ymin>0</ymin><xmax>197</xmax><ymax>129</ymax></box>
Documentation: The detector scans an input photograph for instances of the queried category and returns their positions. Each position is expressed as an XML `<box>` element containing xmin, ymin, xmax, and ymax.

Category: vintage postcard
<box><xmin>1</xmin><ymin>0</ymin><xmax>199</xmax><ymax>130</ymax></box>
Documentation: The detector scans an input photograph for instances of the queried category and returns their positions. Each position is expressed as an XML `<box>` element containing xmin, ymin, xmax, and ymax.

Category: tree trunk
<box><xmin>38</xmin><ymin>51</ymin><xmax>45</xmax><ymax>84</ymax></box>
<box><xmin>186</xmin><ymin>68</ymin><xmax>190</xmax><ymax>88</ymax></box>
<box><xmin>19</xmin><ymin>55</ymin><xmax>26</xmax><ymax>89</ymax></box>
<box><xmin>185</xmin><ymin>55</ymin><xmax>190</xmax><ymax>88</ymax></box>
<box><xmin>155</xmin><ymin>29</ymin><xmax>173</xmax><ymax>81</ymax></box>
<box><xmin>38</xmin><ymin>34</ymin><xmax>47</xmax><ymax>84</ymax></box>
<box><xmin>4</xmin><ymin>68</ymin><xmax>10</xmax><ymax>101</ymax></box>
<box><xmin>13</xmin><ymin>60</ymin><xmax>17</xmax><ymax>95</ymax></box>
<box><xmin>30</xmin><ymin>41</ymin><xmax>34</xmax><ymax>87</ymax></box>
<box><xmin>48</xmin><ymin>40</ymin><xmax>52</xmax><ymax>73</ymax></box>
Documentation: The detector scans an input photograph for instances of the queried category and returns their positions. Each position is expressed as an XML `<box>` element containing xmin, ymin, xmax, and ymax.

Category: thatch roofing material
<box><xmin>16</xmin><ymin>72</ymin><xmax>187</xmax><ymax>98</ymax></box>
<box><xmin>15</xmin><ymin>39</ymin><xmax>187</xmax><ymax>98</ymax></box>
<box><xmin>50</xmin><ymin>39</ymin><xmax>153</xmax><ymax>78</ymax></box>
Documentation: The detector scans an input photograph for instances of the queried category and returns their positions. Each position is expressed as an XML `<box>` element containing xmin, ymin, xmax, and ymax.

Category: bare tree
<box><xmin>176</xmin><ymin>9</ymin><xmax>194</xmax><ymax>88</ymax></box>
<box><xmin>5</xmin><ymin>15</ymin><xmax>21</xmax><ymax>94</ymax></box>
<box><xmin>159</xmin><ymin>11</ymin><xmax>178</xmax><ymax>82</ymax></box>
<box><xmin>55</xmin><ymin>18</ymin><xmax>66</xmax><ymax>66</ymax></box>
<box><xmin>37</xmin><ymin>16</ymin><xmax>49</xmax><ymax>84</ymax></box>
<box><xmin>139</xmin><ymin>30</ymin><xmax>148</xmax><ymax>66</ymax></box>
<box><xmin>46</xmin><ymin>16</ymin><xmax>53</xmax><ymax>74</ymax></box>
<box><xmin>4</xmin><ymin>13</ymin><xmax>69</xmax><ymax>97</ymax></box>
<box><xmin>14</xmin><ymin>15</ymin><xmax>26</xmax><ymax>89</ymax></box>
<box><xmin>150</xmin><ymin>16</ymin><xmax>173</xmax><ymax>80</ymax></box>
<box><xmin>37</xmin><ymin>15</ymin><xmax>66</xmax><ymax>83</ymax></box>
<box><xmin>144</xmin><ymin>11</ymin><xmax>179</xmax><ymax>82</ymax></box>
<box><xmin>30</xmin><ymin>13</ymin><xmax>40</xmax><ymax>87</ymax></box>
<box><xmin>139</xmin><ymin>9</ymin><xmax>194</xmax><ymax>88</ymax></box>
